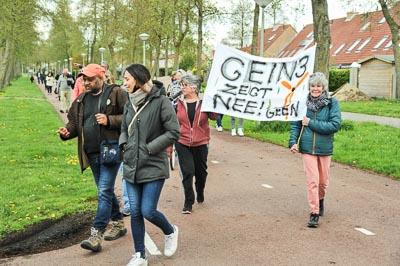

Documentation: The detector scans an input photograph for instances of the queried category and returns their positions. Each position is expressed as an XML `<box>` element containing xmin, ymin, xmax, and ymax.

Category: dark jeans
<box><xmin>88</xmin><ymin>155</ymin><xmax>123</xmax><ymax>232</ymax></box>
<box><xmin>126</xmin><ymin>179</ymin><xmax>173</xmax><ymax>255</ymax></box>
<box><xmin>175</xmin><ymin>142</ymin><xmax>208</xmax><ymax>206</ymax></box>
<box><xmin>217</xmin><ymin>114</ymin><xmax>224</xmax><ymax>127</ymax></box>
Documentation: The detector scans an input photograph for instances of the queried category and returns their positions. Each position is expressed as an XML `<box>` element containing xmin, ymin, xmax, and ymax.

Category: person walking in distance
<box><xmin>57</xmin><ymin>69</ymin><xmax>74</xmax><ymax>113</ymax></box>
<box><xmin>57</xmin><ymin>64</ymin><xmax>128</xmax><ymax>252</ymax></box>
<box><xmin>120</xmin><ymin>64</ymin><xmax>180</xmax><ymax>266</ymax></box>
<box><xmin>175</xmin><ymin>73</ymin><xmax>218</xmax><ymax>214</ymax></box>
<box><xmin>230</xmin><ymin>116</ymin><xmax>244</xmax><ymax>136</ymax></box>
<box><xmin>289</xmin><ymin>72</ymin><xmax>341</xmax><ymax>228</ymax></box>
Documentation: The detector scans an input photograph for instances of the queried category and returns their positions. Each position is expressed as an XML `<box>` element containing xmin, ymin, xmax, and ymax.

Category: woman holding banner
<box><xmin>175</xmin><ymin>73</ymin><xmax>218</xmax><ymax>214</ymax></box>
<box><xmin>288</xmin><ymin>72</ymin><xmax>341</xmax><ymax>228</ymax></box>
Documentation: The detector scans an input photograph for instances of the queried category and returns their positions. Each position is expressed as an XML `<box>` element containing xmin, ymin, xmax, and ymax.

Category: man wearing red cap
<box><xmin>57</xmin><ymin>63</ymin><xmax>128</xmax><ymax>252</ymax></box>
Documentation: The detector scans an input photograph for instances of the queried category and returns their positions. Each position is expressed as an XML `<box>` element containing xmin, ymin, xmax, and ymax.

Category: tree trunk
<box><xmin>379</xmin><ymin>0</ymin><xmax>400</xmax><ymax>99</ymax></box>
<box><xmin>251</xmin><ymin>4</ymin><xmax>260</xmax><ymax>56</ymax></box>
<box><xmin>311</xmin><ymin>0</ymin><xmax>331</xmax><ymax>79</ymax></box>
<box><xmin>196</xmin><ymin>0</ymin><xmax>203</xmax><ymax>76</ymax></box>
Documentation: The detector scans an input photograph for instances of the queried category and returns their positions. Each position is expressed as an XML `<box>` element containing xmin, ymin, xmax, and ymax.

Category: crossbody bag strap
<box><xmin>128</xmin><ymin>101</ymin><xmax>150</xmax><ymax>137</ymax></box>
<box><xmin>98</xmin><ymin>84</ymin><xmax>117</xmax><ymax>144</ymax></box>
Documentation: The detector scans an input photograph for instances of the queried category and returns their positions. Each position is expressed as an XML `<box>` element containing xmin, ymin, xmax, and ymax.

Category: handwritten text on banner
<box><xmin>201</xmin><ymin>44</ymin><xmax>316</xmax><ymax>121</ymax></box>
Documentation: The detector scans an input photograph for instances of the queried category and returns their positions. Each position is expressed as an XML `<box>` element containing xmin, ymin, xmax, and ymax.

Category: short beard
<box><xmin>88</xmin><ymin>79</ymin><xmax>103</xmax><ymax>94</ymax></box>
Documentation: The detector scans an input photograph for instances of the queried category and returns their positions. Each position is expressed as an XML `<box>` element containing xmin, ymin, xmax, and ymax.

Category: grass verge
<box><xmin>0</xmin><ymin>77</ymin><xmax>96</xmax><ymax>240</ymax></box>
<box><xmin>219</xmin><ymin>117</ymin><xmax>400</xmax><ymax>180</ymax></box>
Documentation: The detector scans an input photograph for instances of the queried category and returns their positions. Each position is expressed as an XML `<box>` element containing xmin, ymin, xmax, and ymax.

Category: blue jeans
<box><xmin>120</xmin><ymin>163</ymin><xmax>130</xmax><ymax>209</ymax></box>
<box><xmin>126</xmin><ymin>179</ymin><xmax>174</xmax><ymax>255</ymax></box>
<box><xmin>88</xmin><ymin>155</ymin><xmax>123</xmax><ymax>232</ymax></box>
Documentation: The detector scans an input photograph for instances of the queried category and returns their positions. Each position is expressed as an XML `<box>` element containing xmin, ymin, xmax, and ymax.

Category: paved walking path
<box><xmin>342</xmin><ymin>112</ymin><xmax>400</xmax><ymax>128</ymax></box>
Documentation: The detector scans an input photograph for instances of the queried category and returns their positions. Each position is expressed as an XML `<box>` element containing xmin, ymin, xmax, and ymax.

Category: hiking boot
<box><xmin>104</xmin><ymin>220</ymin><xmax>127</xmax><ymax>241</ymax></box>
<box><xmin>182</xmin><ymin>204</ymin><xmax>192</xmax><ymax>214</ymax></box>
<box><xmin>237</xmin><ymin>128</ymin><xmax>244</xmax><ymax>136</ymax></box>
<box><xmin>307</xmin><ymin>213</ymin><xmax>319</xmax><ymax>228</ymax></box>
<box><xmin>164</xmin><ymin>225</ymin><xmax>179</xmax><ymax>257</ymax></box>
<box><xmin>319</xmin><ymin>199</ymin><xmax>324</xmax><ymax>217</ymax></box>
<box><xmin>231</xmin><ymin>129</ymin><xmax>237</xmax><ymax>136</ymax></box>
<box><xmin>197</xmin><ymin>191</ymin><xmax>204</xmax><ymax>203</ymax></box>
<box><xmin>80</xmin><ymin>227</ymin><xmax>103</xmax><ymax>252</ymax></box>
<box><xmin>127</xmin><ymin>252</ymin><xmax>148</xmax><ymax>266</ymax></box>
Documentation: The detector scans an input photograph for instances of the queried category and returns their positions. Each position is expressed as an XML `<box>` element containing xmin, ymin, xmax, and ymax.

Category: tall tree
<box><xmin>226</xmin><ymin>0</ymin><xmax>254</xmax><ymax>48</ymax></box>
<box><xmin>378</xmin><ymin>0</ymin><xmax>400</xmax><ymax>99</ymax></box>
<box><xmin>193</xmin><ymin>0</ymin><xmax>219</xmax><ymax>76</ymax></box>
<box><xmin>311</xmin><ymin>0</ymin><xmax>331</xmax><ymax>78</ymax></box>
<box><xmin>0</xmin><ymin>0</ymin><xmax>39</xmax><ymax>88</ymax></box>
<box><xmin>251</xmin><ymin>4</ymin><xmax>260</xmax><ymax>55</ymax></box>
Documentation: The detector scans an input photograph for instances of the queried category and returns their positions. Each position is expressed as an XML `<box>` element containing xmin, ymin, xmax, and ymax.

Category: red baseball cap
<box><xmin>81</xmin><ymin>64</ymin><xmax>105</xmax><ymax>77</ymax></box>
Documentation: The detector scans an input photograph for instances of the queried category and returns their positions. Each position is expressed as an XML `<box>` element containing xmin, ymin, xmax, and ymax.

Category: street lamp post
<box><xmin>81</xmin><ymin>53</ymin><xmax>86</xmax><ymax>66</ymax></box>
<box><xmin>99</xmin><ymin>47</ymin><xmax>106</xmax><ymax>64</ymax></box>
<box><xmin>58</xmin><ymin>60</ymin><xmax>61</xmax><ymax>72</ymax></box>
<box><xmin>254</xmin><ymin>0</ymin><xmax>273</xmax><ymax>57</ymax></box>
<box><xmin>69</xmin><ymin>57</ymin><xmax>73</xmax><ymax>72</ymax></box>
<box><xmin>139</xmin><ymin>33</ymin><xmax>150</xmax><ymax>65</ymax></box>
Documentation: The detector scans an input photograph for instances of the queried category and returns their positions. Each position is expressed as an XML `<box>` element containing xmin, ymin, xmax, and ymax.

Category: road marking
<box><xmin>355</xmin><ymin>227</ymin><xmax>376</xmax><ymax>236</ymax></box>
<box><xmin>211</xmin><ymin>160</ymin><xmax>219</xmax><ymax>164</ymax></box>
<box><xmin>262</xmin><ymin>184</ymin><xmax>274</xmax><ymax>189</ymax></box>
<box><xmin>145</xmin><ymin>232</ymin><xmax>162</xmax><ymax>255</ymax></box>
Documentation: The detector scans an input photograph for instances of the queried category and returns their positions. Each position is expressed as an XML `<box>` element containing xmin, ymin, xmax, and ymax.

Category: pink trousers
<box><xmin>302</xmin><ymin>154</ymin><xmax>331</xmax><ymax>214</ymax></box>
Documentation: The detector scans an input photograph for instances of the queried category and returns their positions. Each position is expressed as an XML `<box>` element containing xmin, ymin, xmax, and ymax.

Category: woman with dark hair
<box><xmin>119</xmin><ymin>64</ymin><xmax>180</xmax><ymax>266</ymax></box>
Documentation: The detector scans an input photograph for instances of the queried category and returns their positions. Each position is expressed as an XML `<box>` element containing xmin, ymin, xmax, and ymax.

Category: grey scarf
<box><xmin>129</xmin><ymin>89</ymin><xmax>148</xmax><ymax>110</ymax></box>
<box><xmin>306</xmin><ymin>92</ymin><xmax>330</xmax><ymax>112</ymax></box>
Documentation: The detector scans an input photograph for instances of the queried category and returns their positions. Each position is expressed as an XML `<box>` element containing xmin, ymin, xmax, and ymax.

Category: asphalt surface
<box><xmin>1</xmin><ymin>83</ymin><xmax>399</xmax><ymax>265</ymax></box>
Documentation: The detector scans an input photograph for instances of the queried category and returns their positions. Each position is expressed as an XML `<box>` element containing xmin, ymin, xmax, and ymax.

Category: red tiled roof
<box><xmin>241</xmin><ymin>24</ymin><xmax>296</xmax><ymax>55</ymax></box>
<box><xmin>279</xmin><ymin>7</ymin><xmax>400</xmax><ymax>67</ymax></box>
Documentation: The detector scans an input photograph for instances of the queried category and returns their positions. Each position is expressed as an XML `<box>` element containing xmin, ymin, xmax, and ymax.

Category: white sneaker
<box><xmin>237</xmin><ymin>128</ymin><xmax>244</xmax><ymax>136</ymax></box>
<box><xmin>231</xmin><ymin>129</ymin><xmax>237</xmax><ymax>136</ymax></box>
<box><xmin>217</xmin><ymin>126</ymin><xmax>223</xmax><ymax>132</ymax></box>
<box><xmin>164</xmin><ymin>225</ymin><xmax>179</xmax><ymax>257</ymax></box>
<box><xmin>127</xmin><ymin>252</ymin><xmax>148</xmax><ymax>266</ymax></box>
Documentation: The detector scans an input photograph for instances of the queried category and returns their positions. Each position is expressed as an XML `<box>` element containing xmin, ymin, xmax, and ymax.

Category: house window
<box><xmin>333</xmin><ymin>43</ymin><xmax>346</xmax><ymax>56</ymax></box>
<box><xmin>378</xmin><ymin>17</ymin><xmax>386</xmax><ymax>24</ymax></box>
<box><xmin>299</xmin><ymin>39</ymin><xmax>312</xmax><ymax>47</ymax></box>
<box><xmin>357</xmin><ymin>38</ymin><xmax>371</xmax><ymax>51</ymax></box>
<box><xmin>384</xmin><ymin>40</ymin><xmax>392</xmax><ymax>49</ymax></box>
<box><xmin>360</xmin><ymin>22</ymin><xmax>371</xmax><ymax>31</ymax></box>
<box><xmin>306</xmin><ymin>31</ymin><xmax>314</xmax><ymax>38</ymax></box>
<box><xmin>268</xmin><ymin>34</ymin><xmax>276</xmax><ymax>41</ymax></box>
<box><xmin>346</xmin><ymin>39</ymin><xmax>362</xmax><ymax>52</ymax></box>
<box><xmin>373</xmin><ymin>36</ymin><xmax>389</xmax><ymax>49</ymax></box>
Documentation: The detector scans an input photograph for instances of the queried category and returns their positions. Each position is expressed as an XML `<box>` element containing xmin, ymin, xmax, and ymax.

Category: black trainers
<box><xmin>307</xmin><ymin>213</ymin><xmax>319</xmax><ymax>228</ymax></box>
<box><xmin>197</xmin><ymin>191</ymin><xmax>204</xmax><ymax>203</ymax></box>
<box><xmin>182</xmin><ymin>204</ymin><xmax>192</xmax><ymax>214</ymax></box>
<box><xmin>319</xmin><ymin>199</ymin><xmax>324</xmax><ymax>217</ymax></box>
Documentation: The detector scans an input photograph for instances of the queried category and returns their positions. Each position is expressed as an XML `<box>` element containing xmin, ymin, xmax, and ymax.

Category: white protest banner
<box><xmin>201</xmin><ymin>44</ymin><xmax>316</xmax><ymax>121</ymax></box>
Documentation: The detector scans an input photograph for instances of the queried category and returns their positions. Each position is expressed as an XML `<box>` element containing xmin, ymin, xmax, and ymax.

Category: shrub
<box><xmin>329</xmin><ymin>69</ymin><xmax>350</xmax><ymax>92</ymax></box>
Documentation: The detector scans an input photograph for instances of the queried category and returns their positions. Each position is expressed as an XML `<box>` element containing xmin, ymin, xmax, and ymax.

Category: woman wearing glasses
<box><xmin>174</xmin><ymin>73</ymin><xmax>218</xmax><ymax>214</ymax></box>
